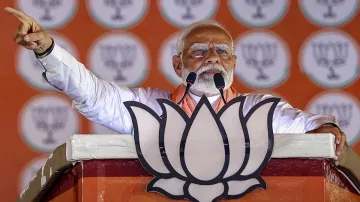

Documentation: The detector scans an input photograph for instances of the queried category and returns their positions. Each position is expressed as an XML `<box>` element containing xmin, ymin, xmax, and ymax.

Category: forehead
<box><xmin>183</xmin><ymin>26</ymin><xmax>232</xmax><ymax>49</ymax></box>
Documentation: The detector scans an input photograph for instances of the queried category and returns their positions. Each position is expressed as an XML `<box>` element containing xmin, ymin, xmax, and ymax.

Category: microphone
<box><xmin>213</xmin><ymin>73</ymin><xmax>226</xmax><ymax>104</ymax></box>
<box><xmin>177</xmin><ymin>72</ymin><xmax>197</xmax><ymax>104</ymax></box>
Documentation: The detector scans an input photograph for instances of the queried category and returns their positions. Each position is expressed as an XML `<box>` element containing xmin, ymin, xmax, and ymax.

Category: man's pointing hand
<box><xmin>5</xmin><ymin>7</ymin><xmax>53</xmax><ymax>56</ymax></box>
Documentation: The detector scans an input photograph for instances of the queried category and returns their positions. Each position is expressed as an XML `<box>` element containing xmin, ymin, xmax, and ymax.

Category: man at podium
<box><xmin>5</xmin><ymin>7</ymin><xmax>347</xmax><ymax>165</ymax></box>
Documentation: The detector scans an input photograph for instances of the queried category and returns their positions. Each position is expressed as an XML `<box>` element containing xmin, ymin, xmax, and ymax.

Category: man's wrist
<box><xmin>34</xmin><ymin>38</ymin><xmax>55</xmax><ymax>58</ymax></box>
<box><xmin>320</xmin><ymin>122</ymin><xmax>342</xmax><ymax>131</ymax></box>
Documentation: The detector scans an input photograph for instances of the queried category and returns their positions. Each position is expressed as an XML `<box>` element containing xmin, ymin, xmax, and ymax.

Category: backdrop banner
<box><xmin>0</xmin><ymin>0</ymin><xmax>359</xmax><ymax>201</ymax></box>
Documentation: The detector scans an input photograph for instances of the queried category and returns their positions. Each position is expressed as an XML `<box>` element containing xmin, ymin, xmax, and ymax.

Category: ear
<box><xmin>172</xmin><ymin>55</ymin><xmax>182</xmax><ymax>77</ymax></box>
<box><xmin>230</xmin><ymin>54</ymin><xmax>237</xmax><ymax>70</ymax></box>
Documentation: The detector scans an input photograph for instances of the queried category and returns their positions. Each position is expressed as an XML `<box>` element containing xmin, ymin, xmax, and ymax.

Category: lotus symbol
<box><xmin>124</xmin><ymin>95</ymin><xmax>280</xmax><ymax>202</ymax></box>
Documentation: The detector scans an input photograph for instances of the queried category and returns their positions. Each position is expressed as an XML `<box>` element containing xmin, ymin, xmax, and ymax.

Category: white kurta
<box><xmin>37</xmin><ymin>43</ymin><xmax>336</xmax><ymax>134</ymax></box>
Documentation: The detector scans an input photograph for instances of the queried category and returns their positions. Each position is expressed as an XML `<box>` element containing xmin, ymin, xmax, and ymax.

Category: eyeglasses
<box><xmin>178</xmin><ymin>46</ymin><xmax>233</xmax><ymax>57</ymax></box>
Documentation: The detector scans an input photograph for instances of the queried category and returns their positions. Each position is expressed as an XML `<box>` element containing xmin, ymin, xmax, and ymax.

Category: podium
<box><xmin>18</xmin><ymin>134</ymin><xmax>360</xmax><ymax>202</ymax></box>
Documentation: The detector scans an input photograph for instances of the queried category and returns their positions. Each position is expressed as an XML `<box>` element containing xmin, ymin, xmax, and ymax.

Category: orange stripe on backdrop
<box><xmin>355</xmin><ymin>142</ymin><xmax>360</xmax><ymax>154</ymax></box>
<box><xmin>48</xmin><ymin>176</ymin><xmax>360</xmax><ymax>202</ymax></box>
<box><xmin>0</xmin><ymin>0</ymin><xmax>359</xmax><ymax>201</ymax></box>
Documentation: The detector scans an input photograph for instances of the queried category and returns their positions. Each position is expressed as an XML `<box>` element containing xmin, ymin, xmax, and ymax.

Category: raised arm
<box><xmin>5</xmin><ymin>7</ymin><xmax>169</xmax><ymax>134</ymax></box>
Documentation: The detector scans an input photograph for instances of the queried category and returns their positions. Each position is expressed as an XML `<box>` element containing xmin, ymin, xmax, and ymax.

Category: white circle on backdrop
<box><xmin>159</xmin><ymin>32</ymin><xmax>182</xmax><ymax>86</ymax></box>
<box><xmin>91</xmin><ymin>123</ymin><xmax>119</xmax><ymax>134</ymax></box>
<box><xmin>228</xmin><ymin>0</ymin><xmax>290</xmax><ymax>27</ymax></box>
<box><xmin>17</xmin><ymin>32</ymin><xmax>78</xmax><ymax>91</ymax></box>
<box><xmin>158</xmin><ymin>0</ymin><xmax>219</xmax><ymax>27</ymax></box>
<box><xmin>300</xmin><ymin>30</ymin><xmax>359</xmax><ymax>89</ymax></box>
<box><xmin>305</xmin><ymin>91</ymin><xmax>360</xmax><ymax>146</ymax></box>
<box><xmin>19</xmin><ymin>95</ymin><xmax>79</xmax><ymax>152</ymax></box>
<box><xmin>87</xmin><ymin>0</ymin><xmax>149</xmax><ymax>29</ymax></box>
<box><xmin>299</xmin><ymin>0</ymin><xmax>359</xmax><ymax>27</ymax></box>
<box><xmin>234</xmin><ymin>30</ymin><xmax>290</xmax><ymax>89</ymax></box>
<box><xmin>18</xmin><ymin>156</ymin><xmax>47</xmax><ymax>193</ymax></box>
<box><xmin>88</xmin><ymin>32</ymin><xmax>149</xmax><ymax>87</ymax></box>
<box><xmin>17</xmin><ymin>0</ymin><xmax>78</xmax><ymax>29</ymax></box>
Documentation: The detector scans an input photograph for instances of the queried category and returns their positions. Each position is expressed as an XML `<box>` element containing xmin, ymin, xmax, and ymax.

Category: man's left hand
<box><xmin>307</xmin><ymin>124</ymin><xmax>348</xmax><ymax>165</ymax></box>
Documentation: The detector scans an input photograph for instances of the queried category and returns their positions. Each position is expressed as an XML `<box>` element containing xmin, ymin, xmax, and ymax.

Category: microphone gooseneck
<box><xmin>213</xmin><ymin>73</ymin><xmax>226</xmax><ymax>104</ymax></box>
<box><xmin>177</xmin><ymin>72</ymin><xmax>197</xmax><ymax>105</ymax></box>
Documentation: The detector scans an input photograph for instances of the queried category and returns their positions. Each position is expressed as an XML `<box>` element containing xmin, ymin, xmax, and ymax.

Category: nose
<box><xmin>205</xmin><ymin>48</ymin><xmax>220</xmax><ymax>64</ymax></box>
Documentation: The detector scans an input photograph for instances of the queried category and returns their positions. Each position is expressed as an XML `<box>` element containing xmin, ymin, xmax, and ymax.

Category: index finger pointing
<box><xmin>4</xmin><ymin>7</ymin><xmax>32</xmax><ymax>23</ymax></box>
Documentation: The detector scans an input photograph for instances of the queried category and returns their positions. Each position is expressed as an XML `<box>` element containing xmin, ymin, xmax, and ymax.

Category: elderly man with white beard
<box><xmin>5</xmin><ymin>7</ymin><xmax>347</xmax><ymax>165</ymax></box>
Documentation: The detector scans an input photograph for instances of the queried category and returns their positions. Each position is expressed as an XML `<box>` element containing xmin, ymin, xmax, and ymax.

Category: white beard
<box><xmin>181</xmin><ymin>64</ymin><xmax>234</xmax><ymax>97</ymax></box>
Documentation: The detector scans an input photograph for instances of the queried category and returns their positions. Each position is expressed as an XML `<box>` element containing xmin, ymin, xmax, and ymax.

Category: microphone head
<box><xmin>186</xmin><ymin>72</ymin><xmax>197</xmax><ymax>85</ymax></box>
<box><xmin>213</xmin><ymin>73</ymin><xmax>225</xmax><ymax>90</ymax></box>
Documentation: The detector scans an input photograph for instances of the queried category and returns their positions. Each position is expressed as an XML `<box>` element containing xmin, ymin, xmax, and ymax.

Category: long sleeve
<box><xmin>242</xmin><ymin>93</ymin><xmax>337</xmax><ymax>134</ymax></box>
<box><xmin>37</xmin><ymin>43</ymin><xmax>170</xmax><ymax>134</ymax></box>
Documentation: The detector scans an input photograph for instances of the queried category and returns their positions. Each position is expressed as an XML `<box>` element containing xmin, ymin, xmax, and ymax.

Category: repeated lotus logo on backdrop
<box><xmin>305</xmin><ymin>91</ymin><xmax>360</xmax><ymax>146</ymax></box>
<box><xmin>17</xmin><ymin>0</ymin><xmax>78</xmax><ymax>29</ymax></box>
<box><xmin>88</xmin><ymin>32</ymin><xmax>149</xmax><ymax>87</ymax></box>
<box><xmin>299</xmin><ymin>0</ymin><xmax>359</xmax><ymax>27</ymax></box>
<box><xmin>228</xmin><ymin>0</ymin><xmax>289</xmax><ymax>27</ymax></box>
<box><xmin>234</xmin><ymin>31</ymin><xmax>290</xmax><ymax>89</ymax></box>
<box><xmin>300</xmin><ymin>30</ymin><xmax>359</xmax><ymax>88</ymax></box>
<box><xmin>87</xmin><ymin>0</ymin><xmax>149</xmax><ymax>29</ymax></box>
<box><xmin>19</xmin><ymin>95</ymin><xmax>79</xmax><ymax>152</ymax></box>
<box><xmin>158</xmin><ymin>0</ymin><xmax>219</xmax><ymax>27</ymax></box>
<box><xmin>124</xmin><ymin>95</ymin><xmax>280</xmax><ymax>201</ymax></box>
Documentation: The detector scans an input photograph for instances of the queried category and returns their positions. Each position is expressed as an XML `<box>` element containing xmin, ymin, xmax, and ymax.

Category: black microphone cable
<box><xmin>213</xmin><ymin>73</ymin><xmax>227</xmax><ymax>104</ymax></box>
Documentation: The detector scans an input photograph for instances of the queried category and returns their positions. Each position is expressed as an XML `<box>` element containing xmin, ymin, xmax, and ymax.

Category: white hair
<box><xmin>176</xmin><ymin>20</ymin><xmax>234</xmax><ymax>55</ymax></box>
<box><xmin>182</xmin><ymin>64</ymin><xmax>234</xmax><ymax>96</ymax></box>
